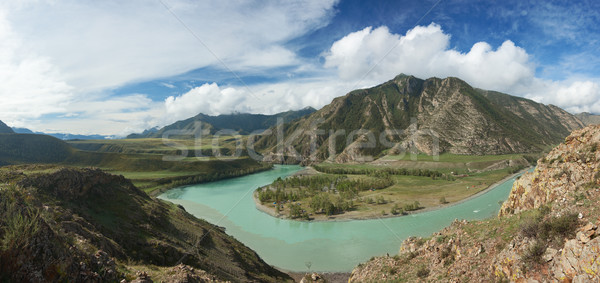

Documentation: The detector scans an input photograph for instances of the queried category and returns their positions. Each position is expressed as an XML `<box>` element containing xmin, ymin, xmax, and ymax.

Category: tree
<box><xmin>439</xmin><ymin>197</ymin><xmax>447</xmax><ymax>204</ymax></box>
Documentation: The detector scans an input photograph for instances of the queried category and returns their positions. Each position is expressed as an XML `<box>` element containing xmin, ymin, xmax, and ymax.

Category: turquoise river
<box><xmin>159</xmin><ymin>165</ymin><xmax>526</xmax><ymax>272</ymax></box>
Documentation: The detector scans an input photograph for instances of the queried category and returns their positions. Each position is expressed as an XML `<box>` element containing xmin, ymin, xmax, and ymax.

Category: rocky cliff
<box><xmin>349</xmin><ymin>125</ymin><xmax>600</xmax><ymax>282</ymax></box>
<box><xmin>256</xmin><ymin>75</ymin><xmax>584</xmax><ymax>163</ymax></box>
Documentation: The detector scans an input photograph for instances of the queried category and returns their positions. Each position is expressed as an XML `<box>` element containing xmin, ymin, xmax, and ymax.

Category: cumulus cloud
<box><xmin>324</xmin><ymin>23</ymin><xmax>534</xmax><ymax>93</ymax></box>
<box><xmin>324</xmin><ymin>23</ymin><xmax>600</xmax><ymax>115</ymax></box>
<box><xmin>526</xmin><ymin>80</ymin><xmax>600</xmax><ymax>114</ymax></box>
<box><xmin>165</xmin><ymin>83</ymin><xmax>250</xmax><ymax>122</ymax></box>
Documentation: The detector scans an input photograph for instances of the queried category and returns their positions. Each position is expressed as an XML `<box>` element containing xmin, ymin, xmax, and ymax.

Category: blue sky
<box><xmin>1</xmin><ymin>0</ymin><xmax>599</xmax><ymax>135</ymax></box>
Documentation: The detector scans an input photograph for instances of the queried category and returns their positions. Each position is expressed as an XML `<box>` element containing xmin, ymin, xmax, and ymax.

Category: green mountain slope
<box><xmin>255</xmin><ymin>75</ymin><xmax>584</xmax><ymax>163</ymax></box>
<box><xmin>0</xmin><ymin>167</ymin><xmax>291</xmax><ymax>282</ymax></box>
<box><xmin>0</xmin><ymin>120</ymin><xmax>14</xmax><ymax>134</ymax></box>
<box><xmin>0</xmin><ymin>134</ymin><xmax>74</xmax><ymax>165</ymax></box>
<box><xmin>0</xmin><ymin>134</ymin><xmax>272</xmax><ymax>194</ymax></box>
<box><xmin>128</xmin><ymin>107</ymin><xmax>316</xmax><ymax>138</ymax></box>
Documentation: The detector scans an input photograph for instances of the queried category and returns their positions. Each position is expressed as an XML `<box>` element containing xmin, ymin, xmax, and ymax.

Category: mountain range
<box><xmin>127</xmin><ymin>107</ymin><xmax>316</xmax><ymax>138</ymax></box>
<box><xmin>576</xmin><ymin>112</ymin><xmax>600</xmax><ymax>126</ymax></box>
<box><xmin>0</xmin><ymin>120</ymin><xmax>14</xmax><ymax>134</ymax></box>
<box><xmin>11</xmin><ymin>127</ymin><xmax>111</xmax><ymax>140</ymax></box>
<box><xmin>254</xmin><ymin>75</ymin><xmax>584</xmax><ymax>163</ymax></box>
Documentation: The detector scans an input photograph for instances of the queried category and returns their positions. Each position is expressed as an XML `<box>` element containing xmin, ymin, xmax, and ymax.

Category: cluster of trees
<box><xmin>312</xmin><ymin>165</ymin><xmax>454</xmax><ymax>180</ymax></box>
<box><xmin>258</xmin><ymin>174</ymin><xmax>394</xmax><ymax>205</ymax></box>
<box><xmin>403</xmin><ymin>201</ymin><xmax>421</xmax><ymax>211</ymax></box>
<box><xmin>309</xmin><ymin>193</ymin><xmax>354</xmax><ymax>216</ymax></box>
<box><xmin>288</xmin><ymin>203</ymin><xmax>309</xmax><ymax>220</ymax></box>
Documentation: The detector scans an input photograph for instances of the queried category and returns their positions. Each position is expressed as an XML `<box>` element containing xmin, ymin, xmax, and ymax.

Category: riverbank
<box><xmin>253</xmin><ymin>166</ymin><xmax>532</xmax><ymax>222</ymax></box>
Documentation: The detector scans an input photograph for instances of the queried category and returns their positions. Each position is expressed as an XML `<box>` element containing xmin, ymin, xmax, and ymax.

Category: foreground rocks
<box><xmin>349</xmin><ymin>125</ymin><xmax>600</xmax><ymax>282</ymax></box>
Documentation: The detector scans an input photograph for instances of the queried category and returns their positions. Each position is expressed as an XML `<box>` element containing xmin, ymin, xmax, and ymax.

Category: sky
<box><xmin>1</xmin><ymin>0</ymin><xmax>599</xmax><ymax>136</ymax></box>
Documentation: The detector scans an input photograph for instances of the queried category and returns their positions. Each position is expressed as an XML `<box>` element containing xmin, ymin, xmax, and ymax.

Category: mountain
<box><xmin>12</xmin><ymin>127</ymin><xmax>110</xmax><ymax>140</ymax></box>
<box><xmin>349</xmin><ymin>125</ymin><xmax>600</xmax><ymax>282</ymax></box>
<box><xmin>0</xmin><ymin>120</ymin><xmax>14</xmax><ymax>134</ymax></box>
<box><xmin>0</xmin><ymin>167</ymin><xmax>292</xmax><ymax>282</ymax></box>
<box><xmin>576</xmin><ymin>112</ymin><xmax>600</xmax><ymax>126</ymax></box>
<box><xmin>255</xmin><ymin>75</ymin><xmax>584</xmax><ymax>163</ymax></box>
<box><xmin>127</xmin><ymin>107</ymin><xmax>316</xmax><ymax>138</ymax></box>
<box><xmin>0</xmin><ymin>134</ymin><xmax>75</xmax><ymax>165</ymax></box>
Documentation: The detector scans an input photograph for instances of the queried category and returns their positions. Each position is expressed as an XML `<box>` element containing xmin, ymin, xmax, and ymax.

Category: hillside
<box><xmin>0</xmin><ymin>120</ymin><xmax>14</xmax><ymax>134</ymax></box>
<box><xmin>128</xmin><ymin>107</ymin><xmax>316</xmax><ymax>138</ymax></box>
<box><xmin>0</xmin><ymin>134</ymin><xmax>74</xmax><ymax>165</ymax></box>
<box><xmin>255</xmin><ymin>75</ymin><xmax>583</xmax><ymax>163</ymax></box>
<box><xmin>0</xmin><ymin>134</ymin><xmax>273</xmax><ymax>194</ymax></box>
<box><xmin>11</xmin><ymin>127</ymin><xmax>110</xmax><ymax>140</ymax></box>
<box><xmin>576</xmin><ymin>112</ymin><xmax>600</xmax><ymax>125</ymax></box>
<box><xmin>0</xmin><ymin>166</ymin><xmax>292</xmax><ymax>282</ymax></box>
<box><xmin>348</xmin><ymin>125</ymin><xmax>600</xmax><ymax>282</ymax></box>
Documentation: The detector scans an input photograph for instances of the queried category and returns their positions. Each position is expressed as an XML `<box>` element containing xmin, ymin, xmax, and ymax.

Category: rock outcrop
<box><xmin>349</xmin><ymin>125</ymin><xmax>600</xmax><ymax>282</ymax></box>
<box><xmin>500</xmin><ymin>125</ymin><xmax>600</xmax><ymax>216</ymax></box>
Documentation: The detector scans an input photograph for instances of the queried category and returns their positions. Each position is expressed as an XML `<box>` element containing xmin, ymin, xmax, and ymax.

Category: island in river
<box><xmin>253</xmin><ymin>153</ymin><xmax>533</xmax><ymax>221</ymax></box>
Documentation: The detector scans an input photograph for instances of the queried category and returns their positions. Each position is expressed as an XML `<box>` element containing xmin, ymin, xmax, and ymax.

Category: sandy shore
<box><xmin>253</xmin><ymin>166</ymin><xmax>533</xmax><ymax>222</ymax></box>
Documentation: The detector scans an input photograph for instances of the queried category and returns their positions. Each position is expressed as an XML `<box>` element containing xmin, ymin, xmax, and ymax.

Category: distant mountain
<box><xmin>0</xmin><ymin>134</ymin><xmax>75</xmax><ymax>165</ymax></box>
<box><xmin>575</xmin><ymin>112</ymin><xmax>600</xmax><ymax>125</ymax></box>
<box><xmin>0</xmin><ymin>120</ymin><xmax>14</xmax><ymax>134</ymax></box>
<box><xmin>127</xmin><ymin>107</ymin><xmax>316</xmax><ymax>138</ymax></box>
<box><xmin>12</xmin><ymin>127</ymin><xmax>110</xmax><ymax>140</ymax></box>
<box><xmin>255</xmin><ymin>75</ymin><xmax>584</xmax><ymax>163</ymax></box>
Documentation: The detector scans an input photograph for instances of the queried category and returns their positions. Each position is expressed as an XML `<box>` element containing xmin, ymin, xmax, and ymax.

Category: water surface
<box><xmin>159</xmin><ymin>165</ymin><xmax>523</xmax><ymax>272</ymax></box>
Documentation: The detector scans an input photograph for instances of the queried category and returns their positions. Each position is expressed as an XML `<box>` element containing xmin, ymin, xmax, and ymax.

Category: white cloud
<box><xmin>526</xmin><ymin>80</ymin><xmax>600</xmax><ymax>114</ymax></box>
<box><xmin>0</xmin><ymin>9</ymin><xmax>75</xmax><ymax>128</ymax></box>
<box><xmin>324</xmin><ymin>23</ymin><xmax>534</xmax><ymax>93</ymax></box>
<box><xmin>165</xmin><ymin>83</ymin><xmax>250</xmax><ymax>122</ymax></box>
<box><xmin>4</xmin><ymin>0</ymin><xmax>337</xmax><ymax>91</ymax></box>
<box><xmin>324</xmin><ymin>23</ymin><xmax>600</xmax><ymax>116</ymax></box>
<box><xmin>0</xmin><ymin>0</ymin><xmax>338</xmax><ymax>134</ymax></box>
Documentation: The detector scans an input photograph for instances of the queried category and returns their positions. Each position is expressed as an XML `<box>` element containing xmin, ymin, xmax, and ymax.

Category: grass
<box><xmin>380</xmin><ymin>153</ymin><xmax>525</xmax><ymax>163</ymax></box>
<box><xmin>318</xmin><ymin>154</ymin><xmax>529</xmax><ymax>174</ymax></box>
<box><xmin>68</xmin><ymin>136</ymin><xmax>241</xmax><ymax>155</ymax></box>
<box><xmin>259</xmin><ymin>163</ymin><xmax>525</xmax><ymax>220</ymax></box>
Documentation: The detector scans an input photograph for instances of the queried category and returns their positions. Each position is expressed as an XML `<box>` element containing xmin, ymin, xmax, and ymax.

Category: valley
<box><xmin>0</xmin><ymin>73</ymin><xmax>597</xmax><ymax>282</ymax></box>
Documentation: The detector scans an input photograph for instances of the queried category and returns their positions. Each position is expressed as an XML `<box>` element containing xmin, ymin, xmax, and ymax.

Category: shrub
<box><xmin>416</xmin><ymin>265</ymin><xmax>430</xmax><ymax>278</ymax></box>
<box><xmin>391</xmin><ymin>204</ymin><xmax>403</xmax><ymax>215</ymax></box>
<box><xmin>439</xmin><ymin>197</ymin><xmax>447</xmax><ymax>204</ymax></box>
<box><xmin>436</xmin><ymin>235</ymin><xmax>447</xmax><ymax>243</ymax></box>
<box><xmin>0</xmin><ymin>190</ymin><xmax>42</xmax><ymax>251</ymax></box>
<box><xmin>440</xmin><ymin>245</ymin><xmax>453</xmax><ymax>259</ymax></box>
<box><xmin>519</xmin><ymin>219</ymin><xmax>539</xmax><ymax>238</ymax></box>
<box><xmin>522</xmin><ymin>240</ymin><xmax>546</xmax><ymax>264</ymax></box>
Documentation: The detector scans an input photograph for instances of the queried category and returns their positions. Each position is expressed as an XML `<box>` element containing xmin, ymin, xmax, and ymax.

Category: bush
<box><xmin>0</xmin><ymin>188</ymin><xmax>42</xmax><ymax>250</ymax></box>
<box><xmin>391</xmin><ymin>204</ymin><xmax>403</xmax><ymax>215</ymax></box>
<box><xmin>519</xmin><ymin>219</ymin><xmax>539</xmax><ymax>238</ymax></box>
<box><xmin>439</xmin><ymin>197</ymin><xmax>447</xmax><ymax>204</ymax></box>
<box><xmin>519</xmin><ymin>212</ymin><xmax>579</xmax><ymax>245</ymax></box>
<box><xmin>416</xmin><ymin>265</ymin><xmax>430</xmax><ymax>278</ymax></box>
<box><xmin>522</xmin><ymin>240</ymin><xmax>546</xmax><ymax>264</ymax></box>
